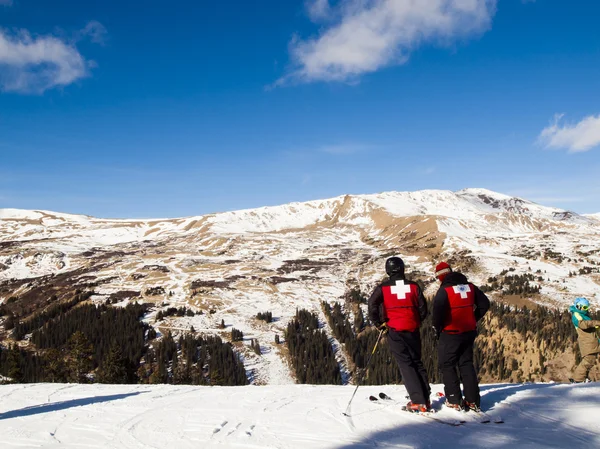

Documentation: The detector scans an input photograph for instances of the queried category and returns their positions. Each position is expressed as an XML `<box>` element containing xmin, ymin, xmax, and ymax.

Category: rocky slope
<box><xmin>1</xmin><ymin>188</ymin><xmax>599</xmax><ymax>384</ymax></box>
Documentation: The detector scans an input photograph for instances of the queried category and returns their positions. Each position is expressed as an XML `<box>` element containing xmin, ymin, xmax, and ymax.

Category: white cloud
<box><xmin>80</xmin><ymin>20</ymin><xmax>108</xmax><ymax>45</ymax></box>
<box><xmin>306</xmin><ymin>0</ymin><xmax>332</xmax><ymax>21</ymax></box>
<box><xmin>279</xmin><ymin>0</ymin><xmax>497</xmax><ymax>85</ymax></box>
<box><xmin>539</xmin><ymin>114</ymin><xmax>600</xmax><ymax>153</ymax></box>
<box><xmin>0</xmin><ymin>23</ymin><xmax>104</xmax><ymax>94</ymax></box>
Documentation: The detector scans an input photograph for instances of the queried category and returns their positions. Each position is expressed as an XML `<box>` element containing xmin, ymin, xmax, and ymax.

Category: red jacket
<box><xmin>442</xmin><ymin>284</ymin><xmax>477</xmax><ymax>333</ymax></box>
<box><xmin>432</xmin><ymin>272</ymin><xmax>490</xmax><ymax>334</ymax></box>
<box><xmin>368</xmin><ymin>276</ymin><xmax>427</xmax><ymax>332</ymax></box>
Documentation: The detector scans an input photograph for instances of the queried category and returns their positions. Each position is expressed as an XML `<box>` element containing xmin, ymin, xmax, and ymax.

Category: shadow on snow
<box><xmin>0</xmin><ymin>391</ymin><xmax>146</xmax><ymax>420</ymax></box>
<box><xmin>334</xmin><ymin>384</ymin><xmax>600</xmax><ymax>449</ymax></box>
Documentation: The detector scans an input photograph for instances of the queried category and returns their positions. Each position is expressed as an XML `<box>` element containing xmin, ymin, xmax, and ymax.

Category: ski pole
<box><xmin>343</xmin><ymin>327</ymin><xmax>385</xmax><ymax>417</ymax></box>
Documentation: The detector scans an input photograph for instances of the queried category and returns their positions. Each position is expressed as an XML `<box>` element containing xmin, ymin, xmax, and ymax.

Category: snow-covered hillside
<box><xmin>0</xmin><ymin>382</ymin><xmax>598</xmax><ymax>448</ymax></box>
<box><xmin>1</xmin><ymin>188</ymin><xmax>600</xmax><ymax>385</ymax></box>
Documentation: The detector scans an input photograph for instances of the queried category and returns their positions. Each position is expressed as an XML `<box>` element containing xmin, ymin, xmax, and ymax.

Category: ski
<box><xmin>477</xmin><ymin>412</ymin><xmax>503</xmax><ymax>424</ymax></box>
<box><xmin>436</xmin><ymin>392</ymin><xmax>503</xmax><ymax>424</ymax></box>
<box><xmin>400</xmin><ymin>406</ymin><xmax>465</xmax><ymax>427</ymax></box>
<box><xmin>470</xmin><ymin>412</ymin><xmax>491</xmax><ymax>424</ymax></box>
<box><xmin>377</xmin><ymin>392</ymin><xmax>465</xmax><ymax>427</ymax></box>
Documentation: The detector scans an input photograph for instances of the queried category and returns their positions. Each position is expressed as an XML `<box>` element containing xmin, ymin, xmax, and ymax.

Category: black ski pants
<box><xmin>438</xmin><ymin>330</ymin><xmax>480</xmax><ymax>406</ymax></box>
<box><xmin>387</xmin><ymin>329</ymin><xmax>430</xmax><ymax>405</ymax></box>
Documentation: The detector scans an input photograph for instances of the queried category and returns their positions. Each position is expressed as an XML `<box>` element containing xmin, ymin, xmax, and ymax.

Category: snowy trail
<box><xmin>0</xmin><ymin>383</ymin><xmax>599</xmax><ymax>448</ymax></box>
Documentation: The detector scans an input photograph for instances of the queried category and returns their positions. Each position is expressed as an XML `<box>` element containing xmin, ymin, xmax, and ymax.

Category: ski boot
<box><xmin>405</xmin><ymin>401</ymin><xmax>429</xmax><ymax>413</ymax></box>
<box><xmin>463</xmin><ymin>401</ymin><xmax>481</xmax><ymax>412</ymax></box>
<box><xmin>444</xmin><ymin>400</ymin><xmax>463</xmax><ymax>411</ymax></box>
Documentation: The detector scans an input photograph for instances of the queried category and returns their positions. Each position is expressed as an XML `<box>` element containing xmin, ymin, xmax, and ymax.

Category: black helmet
<box><xmin>385</xmin><ymin>257</ymin><xmax>405</xmax><ymax>276</ymax></box>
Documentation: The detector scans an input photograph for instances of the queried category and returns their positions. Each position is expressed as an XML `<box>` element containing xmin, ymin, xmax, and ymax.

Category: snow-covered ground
<box><xmin>0</xmin><ymin>382</ymin><xmax>598</xmax><ymax>448</ymax></box>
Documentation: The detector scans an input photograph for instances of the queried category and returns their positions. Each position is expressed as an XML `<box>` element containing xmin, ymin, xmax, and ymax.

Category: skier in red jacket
<box><xmin>432</xmin><ymin>262</ymin><xmax>490</xmax><ymax>411</ymax></box>
<box><xmin>368</xmin><ymin>256</ymin><xmax>430</xmax><ymax>412</ymax></box>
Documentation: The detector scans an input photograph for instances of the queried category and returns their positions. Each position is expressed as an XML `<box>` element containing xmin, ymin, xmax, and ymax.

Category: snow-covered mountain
<box><xmin>1</xmin><ymin>188</ymin><xmax>600</xmax><ymax>384</ymax></box>
<box><xmin>0</xmin><ymin>382</ymin><xmax>598</xmax><ymax>449</ymax></box>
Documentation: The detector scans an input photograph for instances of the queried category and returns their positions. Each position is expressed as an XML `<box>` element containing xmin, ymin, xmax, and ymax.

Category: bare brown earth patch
<box><xmin>109</xmin><ymin>290</ymin><xmax>141</xmax><ymax>302</ymax></box>
<box><xmin>277</xmin><ymin>258</ymin><xmax>332</xmax><ymax>275</ymax></box>
<box><xmin>362</xmin><ymin>210</ymin><xmax>446</xmax><ymax>262</ymax></box>
<box><xmin>0</xmin><ymin>264</ymin><xmax>112</xmax><ymax>319</ymax></box>
<box><xmin>497</xmin><ymin>294</ymin><xmax>541</xmax><ymax>310</ymax></box>
<box><xmin>268</xmin><ymin>276</ymin><xmax>298</xmax><ymax>285</ymax></box>
<box><xmin>141</xmin><ymin>265</ymin><xmax>170</xmax><ymax>273</ymax></box>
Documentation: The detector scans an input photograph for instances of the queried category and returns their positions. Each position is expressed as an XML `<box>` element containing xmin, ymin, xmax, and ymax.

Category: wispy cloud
<box><xmin>278</xmin><ymin>0</ymin><xmax>497</xmax><ymax>85</ymax></box>
<box><xmin>422</xmin><ymin>167</ymin><xmax>436</xmax><ymax>175</ymax></box>
<box><xmin>0</xmin><ymin>21</ymin><xmax>106</xmax><ymax>94</ymax></box>
<box><xmin>320</xmin><ymin>143</ymin><xmax>372</xmax><ymax>155</ymax></box>
<box><xmin>506</xmin><ymin>185</ymin><xmax>600</xmax><ymax>208</ymax></box>
<box><xmin>538</xmin><ymin>114</ymin><xmax>600</xmax><ymax>153</ymax></box>
<box><xmin>283</xmin><ymin>142</ymin><xmax>378</xmax><ymax>158</ymax></box>
<box><xmin>528</xmin><ymin>196</ymin><xmax>586</xmax><ymax>204</ymax></box>
<box><xmin>0</xmin><ymin>0</ymin><xmax>13</xmax><ymax>7</ymax></box>
<box><xmin>79</xmin><ymin>20</ymin><xmax>108</xmax><ymax>45</ymax></box>
<box><xmin>306</xmin><ymin>0</ymin><xmax>332</xmax><ymax>21</ymax></box>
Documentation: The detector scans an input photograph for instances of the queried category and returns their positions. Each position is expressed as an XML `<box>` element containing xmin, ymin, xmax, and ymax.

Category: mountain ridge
<box><xmin>0</xmin><ymin>187</ymin><xmax>589</xmax><ymax>224</ymax></box>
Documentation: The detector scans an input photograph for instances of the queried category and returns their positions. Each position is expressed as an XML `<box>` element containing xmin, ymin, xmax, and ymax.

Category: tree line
<box><xmin>0</xmin><ymin>295</ymin><xmax>249</xmax><ymax>386</ymax></box>
<box><xmin>136</xmin><ymin>332</ymin><xmax>247</xmax><ymax>386</ymax></box>
<box><xmin>316</xmin><ymin>294</ymin><xmax>598</xmax><ymax>386</ymax></box>
<box><xmin>284</xmin><ymin>309</ymin><xmax>341</xmax><ymax>384</ymax></box>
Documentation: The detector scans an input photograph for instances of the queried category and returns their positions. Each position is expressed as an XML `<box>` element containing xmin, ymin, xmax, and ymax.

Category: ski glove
<box><xmin>376</xmin><ymin>322</ymin><xmax>389</xmax><ymax>333</ymax></box>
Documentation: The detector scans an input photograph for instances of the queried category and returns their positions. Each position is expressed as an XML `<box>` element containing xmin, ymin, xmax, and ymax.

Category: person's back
<box><xmin>378</xmin><ymin>276</ymin><xmax>423</xmax><ymax>332</ymax></box>
<box><xmin>367</xmin><ymin>256</ymin><xmax>430</xmax><ymax>412</ymax></box>
<box><xmin>432</xmin><ymin>262</ymin><xmax>489</xmax><ymax>410</ymax></box>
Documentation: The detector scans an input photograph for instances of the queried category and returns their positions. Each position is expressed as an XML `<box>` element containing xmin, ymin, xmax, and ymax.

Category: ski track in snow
<box><xmin>0</xmin><ymin>383</ymin><xmax>599</xmax><ymax>448</ymax></box>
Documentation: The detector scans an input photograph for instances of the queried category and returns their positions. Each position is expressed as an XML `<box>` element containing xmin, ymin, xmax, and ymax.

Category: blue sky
<box><xmin>1</xmin><ymin>0</ymin><xmax>599</xmax><ymax>218</ymax></box>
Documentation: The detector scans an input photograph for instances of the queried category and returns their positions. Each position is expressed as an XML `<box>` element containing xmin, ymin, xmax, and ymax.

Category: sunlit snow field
<box><xmin>0</xmin><ymin>382</ymin><xmax>599</xmax><ymax>448</ymax></box>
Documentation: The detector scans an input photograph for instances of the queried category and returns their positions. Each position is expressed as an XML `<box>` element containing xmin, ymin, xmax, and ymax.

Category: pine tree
<box><xmin>251</xmin><ymin>339</ymin><xmax>261</xmax><ymax>355</ymax></box>
<box><xmin>6</xmin><ymin>345</ymin><xmax>23</xmax><ymax>383</ymax></box>
<box><xmin>173</xmin><ymin>359</ymin><xmax>191</xmax><ymax>384</ymax></box>
<box><xmin>43</xmin><ymin>348</ymin><xmax>67</xmax><ymax>383</ymax></box>
<box><xmin>97</xmin><ymin>343</ymin><xmax>128</xmax><ymax>384</ymax></box>
<box><xmin>65</xmin><ymin>331</ymin><xmax>94</xmax><ymax>383</ymax></box>
<box><xmin>354</xmin><ymin>308</ymin><xmax>365</xmax><ymax>332</ymax></box>
<box><xmin>4</xmin><ymin>314</ymin><xmax>15</xmax><ymax>331</ymax></box>
<box><xmin>149</xmin><ymin>369</ymin><xmax>164</xmax><ymax>384</ymax></box>
<box><xmin>231</xmin><ymin>328</ymin><xmax>244</xmax><ymax>341</ymax></box>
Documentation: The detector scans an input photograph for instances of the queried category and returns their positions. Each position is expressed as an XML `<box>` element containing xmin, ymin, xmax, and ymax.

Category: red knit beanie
<box><xmin>435</xmin><ymin>262</ymin><xmax>452</xmax><ymax>281</ymax></box>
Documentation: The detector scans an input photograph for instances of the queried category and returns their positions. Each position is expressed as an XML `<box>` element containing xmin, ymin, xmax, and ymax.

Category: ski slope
<box><xmin>0</xmin><ymin>382</ymin><xmax>598</xmax><ymax>448</ymax></box>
